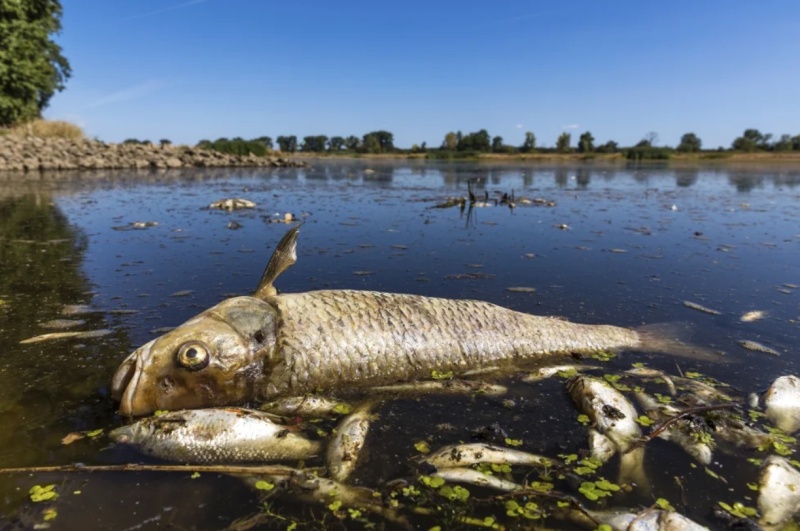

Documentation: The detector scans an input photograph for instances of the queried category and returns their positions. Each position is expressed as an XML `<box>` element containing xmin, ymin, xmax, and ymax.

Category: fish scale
<box><xmin>264</xmin><ymin>289</ymin><xmax>639</xmax><ymax>397</ymax></box>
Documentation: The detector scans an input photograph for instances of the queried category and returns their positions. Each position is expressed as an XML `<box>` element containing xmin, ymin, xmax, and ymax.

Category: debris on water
<box><xmin>445</xmin><ymin>272</ymin><xmax>495</xmax><ymax>280</ymax></box>
<box><xmin>108</xmin><ymin>309</ymin><xmax>137</xmax><ymax>315</ymax></box>
<box><xmin>209</xmin><ymin>198</ymin><xmax>256</xmax><ymax>211</ymax></box>
<box><xmin>505</xmin><ymin>286</ymin><xmax>536</xmax><ymax>293</ymax></box>
<box><xmin>471</xmin><ymin>423</ymin><xmax>508</xmax><ymax>445</ymax></box>
<box><xmin>682</xmin><ymin>300</ymin><xmax>722</xmax><ymax>315</ymax></box>
<box><xmin>227</xmin><ymin>221</ymin><xmax>243</xmax><ymax>230</ymax></box>
<box><xmin>352</xmin><ymin>271</ymin><xmax>374</xmax><ymax>276</ymax></box>
<box><xmin>607</xmin><ymin>249</ymin><xmax>627</xmax><ymax>253</ymax></box>
<box><xmin>19</xmin><ymin>329</ymin><xmax>113</xmax><ymax>344</ymax></box>
<box><xmin>555</xmin><ymin>223</ymin><xmax>571</xmax><ymax>230</ymax></box>
<box><xmin>112</xmin><ymin>221</ymin><xmax>159</xmax><ymax>231</ymax></box>
<box><xmin>522</xmin><ymin>253</ymin><xmax>536</xmax><ymax>259</ymax></box>
<box><xmin>169</xmin><ymin>290</ymin><xmax>194</xmax><ymax>297</ymax></box>
<box><xmin>265</xmin><ymin>212</ymin><xmax>298</xmax><ymax>224</ymax></box>
<box><xmin>150</xmin><ymin>327</ymin><xmax>175</xmax><ymax>334</ymax></box>
<box><xmin>740</xmin><ymin>311</ymin><xmax>767</xmax><ymax>323</ymax></box>
<box><xmin>670</xmin><ymin>204</ymin><xmax>678</xmax><ymax>211</ymax></box>
<box><xmin>61</xmin><ymin>304</ymin><xmax>94</xmax><ymax>315</ymax></box>
<box><xmin>432</xmin><ymin>196</ymin><xmax>466</xmax><ymax>209</ymax></box>
<box><xmin>738</xmin><ymin>340</ymin><xmax>781</xmax><ymax>356</ymax></box>
<box><xmin>40</xmin><ymin>319</ymin><xmax>85</xmax><ymax>330</ymax></box>
<box><xmin>784</xmin><ymin>283</ymin><xmax>798</xmax><ymax>289</ymax></box>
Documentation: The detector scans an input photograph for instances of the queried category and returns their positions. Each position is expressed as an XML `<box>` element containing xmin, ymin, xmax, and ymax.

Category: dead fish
<box><xmin>20</xmin><ymin>329</ymin><xmax>112</xmax><ymax>344</ymax></box>
<box><xmin>421</xmin><ymin>442</ymin><xmax>555</xmax><ymax>469</ymax></box>
<box><xmin>522</xmin><ymin>364</ymin><xmax>602</xmax><ymax>383</ymax></box>
<box><xmin>568</xmin><ymin>508</ymin><xmax>710</xmax><ymax>530</ymax></box>
<box><xmin>762</xmin><ymin>375</ymin><xmax>800</xmax><ymax>434</ymax></box>
<box><xmin>260</xmin><ymin>395</ymin><xmax>352</xmax><ymax>418</ymax></box>
<box><xmin>634</xmin><ymin>392</ymin><xmax>714</xmax><ymax>465</ymax></box>
<box><xmin>568</xmin><ymin>375</ymin><xmax>649</xmax><ymax>491</ymax></box>
<box><xmin>758</xmin><ymin>456</ymin><xmax>800</xmax><ymax>531</ymax></box>
<box><xmin>111</xmin><ymin>225</ymin><xmax>717</xmax><ymax>416</ymax></box>
<box><xmin>738</xmin><ymin>339</ymin><xmax>781</xmax><ymax>356</ymax></box>
<box><xmin>109</xmin><ymin>408</ymin><xmax>320</xmax><ymax>464</ymax></box>
<box><xmin>682</xmin><ymin>300</ymin><xmax>721</xmax><ymax>315</ymax></box>
<box><xmin>327</xmin><ymin>405</ymin><xmax>372</xmax><ymax>482</ymax></box>
<box><xmin>112</xmin><ymin>221</ymin><xmax>159</xmax><ymax>231</ymax></box>
<box><xmin>431</xmin><ymin>467</ymin><xmax>522</xmax><ymax>492</ymax></box>
<box><xmin>209</xmin><ymin>198</ymin><xmax>256</xmax><ymax>211</ymax></box>
<box><xmin>740</xmin><ymin>310</ymin><xmax>767</xmax><ymax>323</ymax></box>
<box><xmin>369</xmin><ymin>379</ymin><xmax>507</xmax><ymax>396</ymax></box>
<box><xmin>625</xmin><ymin>367</ymin><xmax>677</xmax><ymax>396</ymax></box>
<box><xmin>39</xmin><ymin>319</ymin><xmax>86</xmax><ymax>330</ymax></box>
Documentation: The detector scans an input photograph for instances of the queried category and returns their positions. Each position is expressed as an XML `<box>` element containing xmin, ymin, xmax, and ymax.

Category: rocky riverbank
<box><xmin>0</xmin><ymin>135</ymin><xmax>306</xmax><ymax>171</ymax></box>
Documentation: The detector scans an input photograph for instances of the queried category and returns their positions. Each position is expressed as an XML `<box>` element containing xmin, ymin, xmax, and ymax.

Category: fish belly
<box><xmin>263</xmin><ymin>290</ymin><xmax>638</xmax><ymax>397</ymax></box>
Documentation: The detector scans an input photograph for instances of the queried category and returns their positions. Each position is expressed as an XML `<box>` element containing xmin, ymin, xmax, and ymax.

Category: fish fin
<box><xmin>633</xmin><ymin>322</ymin><xmax>725</xmax><ymax>363</ymax></box>
<box><xmin>255</xmin><ymin>224</ymin><xmax>301</xmax><ymax>299</ymax></box>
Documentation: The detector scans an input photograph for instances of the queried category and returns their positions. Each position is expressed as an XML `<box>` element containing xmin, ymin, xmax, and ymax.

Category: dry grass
<box><xmin>5</xmin><ymin>119</ymin><xmax>85</xmax><ymax>140</ymax></box>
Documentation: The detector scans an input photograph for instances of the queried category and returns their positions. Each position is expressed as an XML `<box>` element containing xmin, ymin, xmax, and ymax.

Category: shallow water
<box><xmin>0</xmin><ymin>161</ymin><xmax>799</xmax><ymax>529</ymax></box>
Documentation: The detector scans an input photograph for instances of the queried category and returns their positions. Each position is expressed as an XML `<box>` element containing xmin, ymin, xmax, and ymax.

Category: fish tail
<box><xmin>633</xmin><ymin>322</ymin><xmax>724</xmax><ymax>363</ymax></box>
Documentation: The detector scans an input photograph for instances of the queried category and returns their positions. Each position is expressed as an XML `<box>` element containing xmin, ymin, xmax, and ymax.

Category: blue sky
<box><xmin>47</xmin><ymin>1</ymin><xmax>799</xmax><ymax>149</ymax></box>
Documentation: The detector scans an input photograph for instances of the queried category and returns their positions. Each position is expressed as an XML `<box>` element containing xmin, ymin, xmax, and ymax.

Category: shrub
<box><xmin>6</xmin><ymin>119</ymin><xmax>84</xmax><ymax>139</ymax></box>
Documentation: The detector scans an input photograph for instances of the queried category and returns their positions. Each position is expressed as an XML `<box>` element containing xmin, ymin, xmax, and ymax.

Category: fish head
<box><xmin>111</xmin><ymin>296</ymin><xmax>279</xmax><ymax>416</ymax></box>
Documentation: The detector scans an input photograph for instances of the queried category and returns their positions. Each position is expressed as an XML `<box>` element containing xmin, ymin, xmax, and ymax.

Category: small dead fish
<box><xmin>327</xmin><ymin>405</ymin><xmax>372</xmax><ymax>482</ymax></box>
<box><xmin>209</xmin><ymin>198</ymin><xmax>256</xmax><ymax>211</ymax></box>
<box><xmin>20</xmin><ymin>329</ymin><xmax>112</xmax><ymax>344</ymax></box>
<box><xmin>634</xmin><ymin>392</ymin><xmax>713</xmax><ymax>465</ymax></box>
<box><xmin>738</xmin><ymin>339</ymin><xmax>780</xmax><ymax>356</ymax></box>
<box><xmin>422</xmin><ymin>443</ymin><xmax>555</xmax><ymax>469</ymax></box>
<box><xmin>431</xmin><ymin>467</ymin><xmax>522</xmax><ymax>492</ymax></box>
<box><xmin>112</xmin><ymin>221</ymin><xmax>159</xmax><ymax>231</ymax></box>
<box><xmin>673</xmin><ymin>376</ymin><xmax>734</xmax><ymax>405</ymax></box>
<box><xmin>758</xmin><ymin>456</ymin><xmax>800</xmax><ymax>531</ymax></box>
<box><xmin>260</xmin><ymin>395</ymin><xmax>352</xmax><ymax>418</ymax></box>
<box><xmin>740</xmin><ymin>310</ymin><xmax>767</xmax><ymax>323</ymax></box>
<box><xmin>505</xmin><ymin>286</ymin><xmax>536</xmax><ymax>293</ymax></box>
<box><xmin>625</xmin><ymin>367</ymin><xmax>677</xmax><ymax>396</ymax></box>
<box><xmin>682</xmin><ymin>300</ymin><xmax>722</xmax><ymax>315</ymax></box>
<box><xmin>569</xmin><ymin>508</ymin><xmax>710</xmax><ymax>530</ymax></box>
<box><xmin>39</xmin><ymin>319</ymin><xmax>86</xmax><ymax>330</ymax></box>
<box><xmin>762</xmin><ymin>375</ymin><xmax>800</xmax><ymax>434</ymax></box>
<box><xmin>370</xmin><ymin>379</ymin><xmax>507</xmax><ymax>396</ymax></box>
<box><xmin>522</xmin><ymin>364</ymin><xmax>602</xmax><ymax>383</ymax></box>
<box><xmin>109</xmin><ymin>408</ymin><xmax>319</xmax><ymax>464</ymax></box>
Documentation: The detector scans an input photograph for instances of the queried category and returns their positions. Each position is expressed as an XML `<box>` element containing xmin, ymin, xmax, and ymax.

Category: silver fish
<box><xmin>431</xmin><ymin>467</ymin><xmax>522</xmax><ymax>492</ymax></box>
<box><xmin>260</xmin><ymin>395</ymin><xmax>352</xmax><ymax>418</ymax></box>
<box><xmin>111</xmin><ymin>225</ymin><xmax>715</xmax><ymax>416</ymax></box>
<box><xmin>634</xmin><ymin>392</ymin><xmax>714</xmax><ymax>465</ymax></box>
<box><xmin>568</xmin><ymin>508</ymin><xmax>709</xmax><ymax>530</ymax></box>
<box><xmin>758</xmin><ymin>456</ymin><xmax>800</xmax><ymax>531</ymax></box>
<box><xmin>421</xmin><ymin>442</ymin><xmax>555</xmax><ymax>469</ymax></box>
<box><xmin>369</xmin><ymin>379</ymin><xmax>507</xmax><ymax>396</ymax></box>
<box><xmin>738</xmin><ymin>339</ymin><xmax>781</xmax><ymax>356</ymax></box>
<box><xmin>327</xmin><ymin>405</ymin><xmax>372</xmax><ymax>482</ymax></box>
<box><xmin>109</xmin><ymin>407</ymin><xmax>320</xmax><ymax>464</ymax></box>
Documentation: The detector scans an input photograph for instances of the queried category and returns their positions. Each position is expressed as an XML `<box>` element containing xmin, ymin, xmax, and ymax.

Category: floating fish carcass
<box><xmin>111</xmin><ymin>225</ymin><xmax>716</xmax><ymax>416</ymax></box>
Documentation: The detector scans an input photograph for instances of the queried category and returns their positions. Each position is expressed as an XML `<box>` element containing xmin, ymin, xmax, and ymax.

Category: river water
<box><xmin>0</xmin><ymin>161</ymin><xmax>798</xmax><ymax>529</ymax></box>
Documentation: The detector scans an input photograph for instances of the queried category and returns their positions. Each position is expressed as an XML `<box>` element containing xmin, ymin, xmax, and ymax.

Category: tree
<box><xmin>491</xmin><ymin>136</ymin><xmax>503</xmax><ymax>152</ymax></box>
<box><xmin>301</xmin><ymin>135</ymin><xmax>327</xmax><ymax>153</ymax></box>
<box><xmin>0</xmin><ymin>0</ymin><xmax>71</xmax><ymax>126</ymax></box>
<box><xmin>254</xmin><ymin>136</ymin><xmax>273</xmax><ymax>149</ymax></box>
<box><xmin>457</xmin><ymin>129</ymin><xmax>490</xmax><ymax>152</ymax></box>
<box><xmin>774</xmin><ymin>134</ymin><xmax>792</xmax><ymax>152</ymax></box>
<box><xmin>577</xmin><ymin>131</ymin><xmax>594</xmax><ymax>153</ymax></box>
<box><xmin>327</xmin><ymin>136</ymin><xmax>345</xmax><ymax>152</ymax></box>
<box><xmin>644</xmin><ymin>131</ymin><xmax>659</xmax><ymax>146</ymax></box>
<box><xmin>276</xmin><ymin>135</ymin><xmax>297</xmax><ymax>153</ymax></box>
<box><xmin>159</xmin><ymin>139</ymin><xmax>171</xmax><ymax>148</ymax></box>
<box><xmin>595</xmin><ymin>140</ymin><xmax>618</xmax><ymax>153</ymax></box>
<box><xmin>556</xmin><ymin>132</ymin><xmax>571</xmax><ymax>153</ymax></box>
<box><xmin>361</xmin><ymin>130</ymin><xmax>394</xmax><ymax>153</ymax></box>
<box><xmin>442</xmin><ymin>132</ymin><xmax>457</xmax><ymax>150</ymax></box>
<box><xmin>344</xmin><ymin>135</ymin><xmax>360</xmax><ymax>151</ymax></box>
<box><xmin>520</xmin><ymin>132</ymin><xmax>536</xmax><ymax>153</ymax></box>
<box><xmin>732</xmin><ymin>128</ymin><xmax>771</xmax><ymax>152</ymax></box>
<box><xmin>677</xmin><ymin>132</ymin><xmax>702</xmax><ymax>153</ymax></box>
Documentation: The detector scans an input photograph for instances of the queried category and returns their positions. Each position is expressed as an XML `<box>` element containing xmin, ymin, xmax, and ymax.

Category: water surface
<box><xmin>1</xmin><ymin>161</ymin><xmax>799</xmax><ymax>529</ymax></box>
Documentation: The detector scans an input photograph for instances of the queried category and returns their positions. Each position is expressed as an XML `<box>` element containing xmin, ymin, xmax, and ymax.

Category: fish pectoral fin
<box><xmin>255</xmin><ymin>224</ymin><xmax>301</xmax><ymax>299</ymax></box>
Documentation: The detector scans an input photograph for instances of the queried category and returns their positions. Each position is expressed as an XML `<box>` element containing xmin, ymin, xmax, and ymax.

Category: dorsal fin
<box><xmin>254</xmin><ymin>224</ymin><xmax>301</xmax><ymax>299</ymax></box>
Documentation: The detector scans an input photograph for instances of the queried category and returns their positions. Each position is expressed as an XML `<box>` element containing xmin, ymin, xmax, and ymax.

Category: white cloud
<box><xmin>84</xmin><ymin>80</ymin><xmax>162</xmax><ymax>109</ymax></box>
<box><xmin>562</xmin><ymin>124</ymin><xmax>579</xmax><ymax>130</ymax></box>
<box><xmin>515</xmin><ymin>124</ymin><xmax>523</xmax><ymax>129</ymax></box>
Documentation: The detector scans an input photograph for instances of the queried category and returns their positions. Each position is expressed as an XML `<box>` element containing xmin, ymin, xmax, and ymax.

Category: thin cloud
<box><xmin>84</xmin><ymin>80</ymin><xmax>162</xmax><ymax>109</ymax></box>
<box><xmin>515</xmin><ymin>124</ymin><xmax>523</xmax><ymax>129</ymax></box>
<box><xmin>562</xmin><ymin>124</ymin><xmax>579</xmax><ymax>130</ymax></box>
<box><xmin>125</xmin><ymin>0</ymin><xmax>212</xmax><ymax>21</ymax></box>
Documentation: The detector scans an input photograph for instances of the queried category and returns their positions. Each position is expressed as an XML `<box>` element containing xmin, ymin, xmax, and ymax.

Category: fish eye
<box><xmin>176</xmin><ymin>341</ymin><xmax>210</xmax><ymax>371</ymax></box>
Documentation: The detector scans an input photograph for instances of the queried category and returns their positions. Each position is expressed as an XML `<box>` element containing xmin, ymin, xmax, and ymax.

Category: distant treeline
<box><xmin>122</xmin><ymin>128</ymin><xmax>800</xmax><ymax>160</ymax></box>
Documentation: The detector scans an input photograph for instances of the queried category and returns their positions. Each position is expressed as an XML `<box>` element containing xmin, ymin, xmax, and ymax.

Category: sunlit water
<box><xmin>0</xmin><ymin>161</ymin><xmax>798</xmax><ymax>529</ymax></box>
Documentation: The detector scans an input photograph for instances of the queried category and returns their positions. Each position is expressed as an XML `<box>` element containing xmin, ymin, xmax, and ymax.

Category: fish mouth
<box><xmin>111</xmin><ymin>341</ymin><xmax>155</xmax><ymax>416</ymax></box>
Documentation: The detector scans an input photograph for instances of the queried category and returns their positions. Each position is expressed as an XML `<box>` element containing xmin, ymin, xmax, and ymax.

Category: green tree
<box><xmin>556</xmin><ymin>132</ymin><xmax>571</xmax><ymax>153</ymax></box>
<box><xmin>577</xmin><ymin>131</ymin><xmax>594</xmax><ymax>153</ymax></box>
<box><xmin>361</xmin><ymin>130</ymin><xmax>394</xmax><ymax>153</ymax></box>
<box><xmin>344</xmin><ymin>135</ymin><xmax>359</xmax><ymax>151</ymax></box>
<box><xmin>0</xmin><ymin>0</ymin><xmax>71</xmax><ymax>126</ymax></box>
<box><xmin>327</xmin><ymin>136</ymin><xmax>345</xmax><ymax>152</ymax></box>
<box><xmin>442</xmin><ymin>132</ymin><xmax>457</xmax><ymax>150</ymax></box>
<box><xmin>301</xmin><ymin>135</ymin><xmax>328</xmax><ymax>152</ymax></box>
<box><xmin>159</xmin><ymin>138</ymin><xmax>171</xmax><ymax>148</ymax></box>
<box><xmin>276</xmin><ymin>135</ymin><xmax>297</xmax><ymax>153</ymax></box>
<box><xmin>254</xmin><ymin>136</ymin><xmax>273</xmax><ymax>149</ymax></box>
<box><xmin>732</xmin><ymin>129</ymin><xmax>771</xmax><ymax>152</ymax></box>
<box><xmin>491</xmin><ymin>135</ymin><xmax>503</xmax><ymax>152</ymax></box>
<box><xmin>595</xmin><ymin>140</ymin><xmax>618</xmax><ymax>153</ymax></box>
<box><xmin>457</xmin><ymin>129</ymin><xmax>490</xmax><ymax>152</ymax></box>
<box><xmin>677</xmin><ymin>132</ymin><xmax>702</xmax><ymax>153</ymax></box>
<box><xmin>773</xmin><ymin>134</ymin><xmax>792</xmax><ymax>152</ymax></box>
<box><xmin>520</xmin><ymin>131</ymin><xmax>536</xmax><ymax>153</ymax></box>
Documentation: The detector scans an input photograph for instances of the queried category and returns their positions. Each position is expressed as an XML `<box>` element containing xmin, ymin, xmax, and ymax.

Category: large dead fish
<box><xmin>111</xmin><ymin>226</ymin><xmax>714</xmax><ymax>416</ymax></box>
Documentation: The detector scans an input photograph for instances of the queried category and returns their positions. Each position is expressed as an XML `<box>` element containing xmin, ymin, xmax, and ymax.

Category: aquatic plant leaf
<box><xmin>656</xmin><ymin>498</ymin><xmax>675</xmax><ymax>511</ymax></box>
<box><xmin>420</xmin><ymin>475</ymin><xmax>445</xmax><ymax>488</ymax></box>
<box><xmin>29</xmin><ymin>484</ymin><xmax>58</xmax><ymax>502</ymax></box>
<box><xmin>577</xmin><ymin>414</ymin><xmax>590</xmax><ymax>425</ymax></box>
<box><xmin>86</xmin><ymin>428</ymin><xmax>103</xmax><ymax>438</ymax></box>
<box><xmin>414</xmin><ymin>441</ymin><xmax>430</xmax><ymax>453</ymax></box>
<box><xmin>504</xmin><ymin>438</ymin><xmax>523</xmax><ymax>447</ymax></box>
<box><xmin>42</xmin><ymin>507</ymin><xmax>57</xmax><ymax>521</ymax></box>
<box><xmin>255</xmin><ymin>480</ymin><xmax>275</xmax><ymax>491</ymax></box>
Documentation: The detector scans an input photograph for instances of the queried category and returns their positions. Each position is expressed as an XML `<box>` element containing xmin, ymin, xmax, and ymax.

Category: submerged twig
<box><xmin>636</xmin><ymin>403</ymin><xmax>737</xmax><ymax>446</ymax></box>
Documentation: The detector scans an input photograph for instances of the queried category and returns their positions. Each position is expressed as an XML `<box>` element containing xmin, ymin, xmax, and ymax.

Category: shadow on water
<box><xmin>0</xmin><ymin>162</ymin><xmax>798</xmax><ymax>528</ymax></box>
